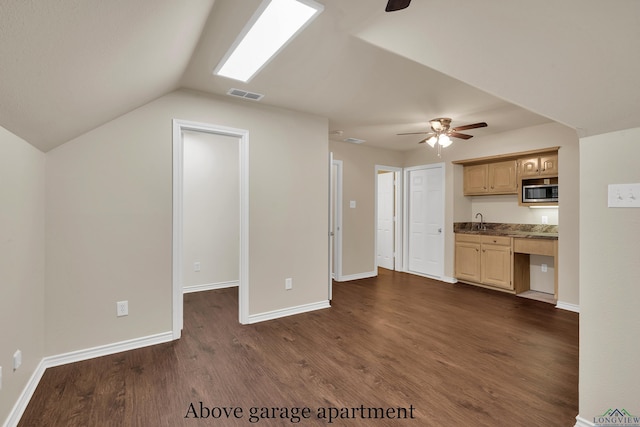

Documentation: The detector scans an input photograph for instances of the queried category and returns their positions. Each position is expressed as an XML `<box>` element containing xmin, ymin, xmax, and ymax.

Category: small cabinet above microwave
<box><xmin>519</xmin><ymin>154</ymin><xmax>558</xmax><ymax>178</ymax></box>
<box><xmin>453</xmin><ymin>147</ymin><xmax>559</xmax><ymax>205</ymax></box>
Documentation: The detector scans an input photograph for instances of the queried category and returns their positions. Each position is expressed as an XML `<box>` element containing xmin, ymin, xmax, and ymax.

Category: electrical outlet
<box><xmin>285</xmin><ymin>278</ymin><xmax>293</xmax><ymax>290</ymax></box>
<box><xmin>116</xmin><ymin>300</ymin><xmax>129</xmax><ymax>317</ymax></box>
<box><xmin>194</xmin><ymin>261</ymin><xmax>201</xmax><ymax>272</ymax></box>
<box><xmin>541</xmin><ymin>263</ymin><xmax>548</xmax><ymax>273</ymax></box>
<box><xmin>541</xmin><ymin>215</ymin><xmax>548</xmax><ymax>224</ymax></box>
<box><xmin>13</xmin><ymin>350</ymin><xmax>22</xmax><ymax>371</ymax></box>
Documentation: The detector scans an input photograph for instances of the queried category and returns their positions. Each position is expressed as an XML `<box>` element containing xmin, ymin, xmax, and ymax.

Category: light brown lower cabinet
<box><xmin>455</xmin><ymin>234</ymin><xmax>513</xmax><ymax>291</ymax></box>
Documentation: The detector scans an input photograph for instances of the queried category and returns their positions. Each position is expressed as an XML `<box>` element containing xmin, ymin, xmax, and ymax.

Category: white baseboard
<box><xmin>3</xmin><ymin>331</ymin><xmax>173</xmax><ymax>427</ymax></box>
<box><xmin>3</xmin><ymin>359</ymin><xmax>47</xmax><ymax>427</ymax></box>
<box><xmin>406</xmin><ymin>270</ymin><xmax>454</xmax><ymax>283</ymax></box>
<box><xmin>556</xmin><ymin>301</ymin><xmax>580</xmax><ymax>313</ymax></box>
<box><xmin>335</xmin><ymin>270</ymin><xmax>377</xmax><ymax>282</ymax></box>
<box><xmin>183</xmin><ymin>280</ymin><xmax>239</xmax><ymax>294</ymax></box>
<box><xmin>247</xmin><ymin>300</ymin><xmax>330</xmax><ymax>324</ymax></box>
<box><xmin>574</xmin><ymin>415</ymin><xmax>595</xmax><ymax>427</ymax></box>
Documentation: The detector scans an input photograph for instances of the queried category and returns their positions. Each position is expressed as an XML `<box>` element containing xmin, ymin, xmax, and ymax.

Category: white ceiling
<box><xmin>2</xmin><ymin>0</ymin><xmax>639</xmax><ymax>153</ymax></box>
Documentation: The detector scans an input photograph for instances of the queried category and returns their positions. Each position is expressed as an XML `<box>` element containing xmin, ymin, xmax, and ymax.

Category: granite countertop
<box><xmin>454</xmin><ymin>222</ymin><xmax>558</xmax><ymax>240</ymax></box>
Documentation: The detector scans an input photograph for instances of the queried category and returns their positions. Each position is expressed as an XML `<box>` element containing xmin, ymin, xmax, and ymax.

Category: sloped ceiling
<box><xmin>0</xmin><ymin>0</ymin><xmax>215</xmax><ymax>152</ymax></box>
<box><xmin>3</xmin><ymin>0</ymin><xmax>638</xmax><ymax>152</ymax></box>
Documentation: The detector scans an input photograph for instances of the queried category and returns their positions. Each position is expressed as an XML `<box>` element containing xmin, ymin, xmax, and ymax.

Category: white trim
<box><xmin>44</xmin><ymin>332</ymin><xmax>173</xmax><ymax>368</ymax></box>
<box><xmin>406</xmin><ymin>270</ymin><xmax>455</xmax><ymax>283</ymax></box>
<box><xmin>556</xmin><ymin>301</ymin><xmax>580</xmax><ymax>313</ymax></box>
<box><xmin>335</xmin><ymin>270</ymin><xmax>378</xmax><ymax>282</ymax></box>
<box><xmin>172</xmin><ymin>119</ymin><xmax>250</xmax><ymax>334</ymax></box>
<box><xmin>331</xmin><ymin>159</ymin><xmax>343</xmax><ymax>282</ymax></box>
<box><xmin>183</xmin><ymin>280</ymin><xmax>239</xmax><ymax>294</ymax></box>
<box><xmin>574</xmin><ymin>415</ymin><xmax>595</xmax><ymax>427</ymax></box>
<box><xmin>3</xmin><ymin>360</ymin><xmax>46</xmax><ymax>427</ymax></box>
<box><xmin>374</xmin><ymin>165</ymin><xmax>403</xmax><ymax>273</ymax></box>
<box><xmin>246</xmin><ymin>300</ymin><xmax>330</xmax><ymax>324</ymax></box>
<box><xmin>3</xmin><ymin>332</ymin><xmax>172</xmax><ymax>427</ymax></box>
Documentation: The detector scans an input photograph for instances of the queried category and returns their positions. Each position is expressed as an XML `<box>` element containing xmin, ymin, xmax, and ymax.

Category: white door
<box><xmin>406</xmin><ymin>165</ymin><xmax>444</xmax><ymax>277</ymax></box>
<box><xmin>377</xmin><ymin>172</ymin><xmax>395</xmax><ymax>269</ymax></box>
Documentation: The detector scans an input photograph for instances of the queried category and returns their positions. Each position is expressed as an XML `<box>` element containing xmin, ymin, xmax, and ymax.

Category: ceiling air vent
<box><xmin>343</xmin><ymin>137</ymin><xmax>366</xmax><ymax>144</ymax></box>
<box><xmin>227</xmin><ymin>88</ymin><xmax>264</xmax><ymax>101</ymax></box>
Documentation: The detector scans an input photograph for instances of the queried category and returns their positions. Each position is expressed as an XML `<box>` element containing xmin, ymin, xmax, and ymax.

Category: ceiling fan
<box><xmin>386</xmin><ymin>0</ymin><xmax>411</xmax><ymax>12</ymax></box>
<box><xmin>398</xmin><ymin>118</ymin><xmax>488</xmax><ymax>155</ymax></box>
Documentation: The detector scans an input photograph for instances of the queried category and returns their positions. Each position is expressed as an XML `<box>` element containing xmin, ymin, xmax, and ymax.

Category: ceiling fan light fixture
<box><xmin>438</xmin><ymin>134</ymin><xmax>452</xmax><ymax>147</ymax></box>
<box><xmin>426</xmin><ymin>136</ymin><xmax>438</xmax><ymax>147</ymax></box>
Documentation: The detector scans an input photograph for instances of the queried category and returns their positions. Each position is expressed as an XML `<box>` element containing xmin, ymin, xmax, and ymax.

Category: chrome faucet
<box><xmin>475</xmin><ymin>212</ymin><xmax>486</xmax><ymax>230</ymax></box>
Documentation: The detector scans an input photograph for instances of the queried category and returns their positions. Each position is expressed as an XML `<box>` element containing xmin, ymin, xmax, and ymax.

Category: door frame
<box><xmin>330</xmin><ymin>157</ymin><xmax>343</xmax><ymax>285</ymax></box>
<box><xmin>403</xmin><ymin>163</ymin><xmax>445</xmax><ymax>278</ymax></box>
<box><xmin>374</xmin><ymin>165</ymin><xmax>403</xmax><ymax>271</ymax></box>
<box><xmin>172</xmin><ymin>119</ymin><xmax>249</xmax><ymax>338</ymax></box>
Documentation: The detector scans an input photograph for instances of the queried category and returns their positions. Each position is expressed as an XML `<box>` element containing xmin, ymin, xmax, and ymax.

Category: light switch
<box><xmin>608</xmin><ymin>183</ymin><xmax>640</xmax><ymax>208</ymax></box>
<box><xmin>350</xmin><ymin>200</ymin><xmax>356</xmax><ymax>208</ymax></box>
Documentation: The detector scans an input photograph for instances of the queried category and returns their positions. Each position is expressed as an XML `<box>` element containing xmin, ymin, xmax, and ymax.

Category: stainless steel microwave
<box><xmin>522</xmin><ymin>184</ymin><xmax>558</xmax><ymax>203</ymax></box>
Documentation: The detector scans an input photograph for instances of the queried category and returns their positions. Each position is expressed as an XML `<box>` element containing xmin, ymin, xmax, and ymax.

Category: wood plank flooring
<box><xmin>18</xmin><ymin>269</ymin><xmax>578</xmax><ymax>426</ymax></box>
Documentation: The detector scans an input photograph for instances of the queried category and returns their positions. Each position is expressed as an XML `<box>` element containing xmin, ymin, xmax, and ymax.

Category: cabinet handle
<box><xmin>482</xmin><ymin>249</ymin><xmax>486</xmax><ymax>252</ymax></box>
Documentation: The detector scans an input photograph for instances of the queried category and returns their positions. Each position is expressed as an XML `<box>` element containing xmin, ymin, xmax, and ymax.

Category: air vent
<box><xmin>343</xmin><ymin>137</ymin><xmax>366</xmax><ymax>144</ymax></box>
<box><xmin>227</xmin><ymin>88</ymin><xmax>264</xmax><ymax>101</ymax></box>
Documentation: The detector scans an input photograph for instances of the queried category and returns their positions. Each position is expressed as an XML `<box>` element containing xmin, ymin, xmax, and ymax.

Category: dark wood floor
<box><xmin>19</xmin><ymin>269</ymin><xmax>578</xmax><ymax>426</ymax></box>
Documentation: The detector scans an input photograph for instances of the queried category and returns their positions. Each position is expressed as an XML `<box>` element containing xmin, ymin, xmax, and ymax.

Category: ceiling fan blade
<box><xmin>449</xmin><ymin>132</ymin><xmax>474</xmax><ymax>140</ymax></box>
<box><xmin>397</xmin><ymin>131</ymin><xmax>430</xmax><ymax>136</ymax></box>
<box><xmin>385</xmin><ymin>0</ymin><xmax>411</xmax><ymax>12</ymax></box>
<box><xmin>417</xmin><ymin>137</ymin><xmax>430</xmax><ymax>144</ymax></box>
<box><xmin>452</xmin><ymin>122</ymin><xmax>488</xmax><ymax>132</ymax></box>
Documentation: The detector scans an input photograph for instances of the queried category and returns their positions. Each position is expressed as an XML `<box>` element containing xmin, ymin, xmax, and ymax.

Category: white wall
<box><xmin>404</xmin><ymin>122</ymin><xmax>579</xmax><ymax>306</ymax></box>
<box><xmin>578</xmin><ymin>127</ymin><xmax>640</xmax><ymax>423</ymax></box>
<box><xmin>0</xmin><ymin>126</ymin><xmax>45</xmax><ymax>424</ymax></box>
<box><xmin>44</xmin><ymin>89</ymin><xmax>329</xmax><ymax>356</ymax></box>
<box><xmin>182</xmin><ymin>131</ymin><xmax>239</xmax><ymax>289</ymax></box>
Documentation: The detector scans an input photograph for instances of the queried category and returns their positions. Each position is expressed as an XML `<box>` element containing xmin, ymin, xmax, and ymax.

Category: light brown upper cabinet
<box><xmin>463</xmin><ymin>160</ymin><xmax>517</xmax><ymax>196</ymax></box>
<box><xmin>519</xmin><ymin>153</ymin><xmax>558</xmax><ymax>178</ymax></box>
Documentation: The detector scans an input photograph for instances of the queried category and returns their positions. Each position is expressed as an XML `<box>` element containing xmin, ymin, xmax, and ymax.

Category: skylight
<box><xmin>214</xmin><ymin>0</ymin><xmax>324</xmax><ymax>83</ymax></box>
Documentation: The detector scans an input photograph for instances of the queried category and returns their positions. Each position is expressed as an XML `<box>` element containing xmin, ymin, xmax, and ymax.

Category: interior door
<box><xmin>407</xmin><ymin>165</ymin><xmax>444</xmax><ymax>277</ymax></box>
<box><xmin>377</xmin><ymin>172</ymin><xmax>395</xmax><ymax>269</ymax></box>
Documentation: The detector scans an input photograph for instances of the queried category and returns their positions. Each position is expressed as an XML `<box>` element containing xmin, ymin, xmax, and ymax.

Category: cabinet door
<box><xmin>455</xmin><ymin>242</ymin><xmax>481</xmax><ymax>282</ymax></box>
<box><xmin>463</xmin><ymin>164</ymin><xmax>488</xmax><ymax>195</ymax></box>
<box><xmin>481</xmin><ymin>244</ymin><xmax>512</xmax><ymax>289</ymax></box>
<box><xmin>539</xmin><ymin>154</ymin><xmax>558</xmax><ymax>176</ymax></box>
<box><xmin>519</xmin><ymin>157</ymin><xmax>540</xmax><ymax>177</ymax></box>
<box><xmin>488</xmin><ymin>160</ymin><xmax>517</xmax><ymax>194</ymax></box>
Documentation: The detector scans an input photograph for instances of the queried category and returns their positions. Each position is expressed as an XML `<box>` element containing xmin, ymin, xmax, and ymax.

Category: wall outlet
<box><xmin>285</xmin><ymin>278</ymin><xmax>293</xmax><ymax>290</ymax></box>
<box><xmin>194</xmin><ymin>261</ymin><xmax>201</xmax><ymax>272</ymax></box>
<box><xmin>13</xmin><ymin>350</ymin><xmax>22</xmax><ymax>371</ymax></box>
<box><xmin>541</xmin><ymin>215</ymin><xmax>548</xmax><ymax>224</ymax></box>
<box><xmin>541</xmin><ymin>263</ymin><xmax>548</xmax><ymax>273</ymax></box>
<box><xmin>116</xmin><ymin>300</ymin><xmax>129</xmax><ymax>317</ymax></box>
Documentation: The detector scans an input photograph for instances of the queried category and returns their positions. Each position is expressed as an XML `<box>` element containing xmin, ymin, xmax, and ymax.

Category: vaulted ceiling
<box><xmin>2</xmin><ymin>0</ymin><xmax>639</xmax><ymax>153</ymax></box>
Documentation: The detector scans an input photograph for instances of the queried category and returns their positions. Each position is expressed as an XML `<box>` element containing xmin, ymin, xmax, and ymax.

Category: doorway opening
<box><xmin>172</xmin><ymin>119</ymin><xmax>249</xmax><ymax>339</ymax></box>
<box><xmin>375</xmin><ymin>165</ymin><xmax>403</xmax><ymax>272</ymax></box>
